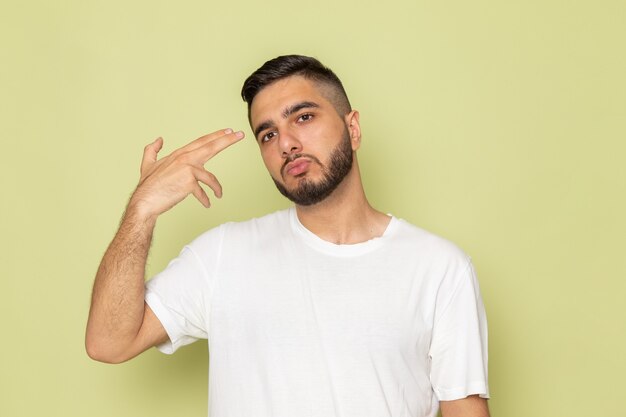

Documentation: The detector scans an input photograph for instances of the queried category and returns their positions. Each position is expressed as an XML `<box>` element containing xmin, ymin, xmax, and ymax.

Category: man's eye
<box><xmin>297</xmin><ymin>113</ymin><xmax>313</xmax><ymax>122</ymax></box>
<box><xmin>261</xmin><ymin>131</ymin><xmax>276</xmax><ymax>143</ymax></box>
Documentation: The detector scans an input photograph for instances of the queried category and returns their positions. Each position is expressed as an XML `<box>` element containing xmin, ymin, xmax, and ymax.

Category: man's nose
<box><xmin>278</xmin><ymin>127</ymin><xmax>302</xmax><ymax>157</ymax></box>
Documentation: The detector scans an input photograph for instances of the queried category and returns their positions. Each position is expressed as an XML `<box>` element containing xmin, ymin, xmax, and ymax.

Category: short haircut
<box><xmin>241</xmin><ymin>55</ymin><xmax>352</xmax><ymax>121</ymax></box>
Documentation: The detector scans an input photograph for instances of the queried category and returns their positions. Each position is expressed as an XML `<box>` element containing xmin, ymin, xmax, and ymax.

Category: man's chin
<box><xmin>272</xmin><ymin>177</ymin><xmax>334</xmax><ymax>206</ymax></box>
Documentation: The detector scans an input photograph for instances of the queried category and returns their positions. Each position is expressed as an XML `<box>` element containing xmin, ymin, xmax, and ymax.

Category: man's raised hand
<box><xmin>86</xmin><ymin>129</ymin><xmax>243</xmax><ymax>363</ymax></box>
<box><xmin>129</xmin><ymin>128</ymin><xmax>245</xmax><ymax>220</ymax></box>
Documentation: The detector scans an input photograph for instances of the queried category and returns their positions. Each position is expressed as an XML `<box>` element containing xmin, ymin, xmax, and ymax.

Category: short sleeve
<box><xmin>145</xmin><ymin>225</ymin><xmax>225</xmax><ymax>354</ymax></box>
<box><xmin>429</xmin><ymin>259</ymin><xmax>489</xmax><ymax>401</ymax></box>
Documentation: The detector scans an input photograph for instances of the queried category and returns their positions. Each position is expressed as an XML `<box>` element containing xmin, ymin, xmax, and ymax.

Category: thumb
<box><xmin>140</xmin><ymin>137</ymin><xmax>163</xmax><ymax>174</ymax></box>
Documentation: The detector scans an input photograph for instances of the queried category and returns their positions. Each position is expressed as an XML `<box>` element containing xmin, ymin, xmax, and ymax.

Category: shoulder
<box><xmin>222</xmin><ymin>208</ymin><xmax>291</xmax><ymax>240</ymax></box>
<box><xmin>186</xmin><ymin>208</ymin><xmax>292</xmax><ymax>251</ymax></box>
<box><xmin>390</xmin><ymin>220</ymin><xmax>484</xmax><ymax>312</ymax></box>
<box><xmin>390</xmin><ymin>217</ymin><xmax>470</xmax><ymax>265</ymax></box>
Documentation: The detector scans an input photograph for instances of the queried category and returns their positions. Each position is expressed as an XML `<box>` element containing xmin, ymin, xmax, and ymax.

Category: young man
<box><xmin>86</xmin><ymin>55</ymin><xmax>490</xmax><ymax>417</ymax></box>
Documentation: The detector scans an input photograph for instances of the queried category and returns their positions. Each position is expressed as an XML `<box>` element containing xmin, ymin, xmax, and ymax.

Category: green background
<box><xmin>1</xmin><ymin>1</ymin><xmax>624</xmax><ymax>416</ymax></box>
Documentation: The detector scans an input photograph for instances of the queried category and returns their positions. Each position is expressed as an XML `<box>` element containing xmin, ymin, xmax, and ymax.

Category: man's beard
<box><xmin>272</xmin><ymin>127</ymin><xmax>353</xmax><ymax>206</ymax></box>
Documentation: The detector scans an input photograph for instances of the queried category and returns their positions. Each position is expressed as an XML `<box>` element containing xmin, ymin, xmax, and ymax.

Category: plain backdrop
<box><xmin>1</xmin><ymin>1</ymin><xmax>625</xmax><ymax>416</ymax></box>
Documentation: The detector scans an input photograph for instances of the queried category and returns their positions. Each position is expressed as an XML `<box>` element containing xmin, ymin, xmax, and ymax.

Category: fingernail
<box><xmin>235</xmin><ymin>131</ymin><xmax>244</xmax><ymax>139</ymax></box>
<box><xmin>225</xmin><ymin>128</ymin><xmax>233</xmax><ymax>134</ymax></box>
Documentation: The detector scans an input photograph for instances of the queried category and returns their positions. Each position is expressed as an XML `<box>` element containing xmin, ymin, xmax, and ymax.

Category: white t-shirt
<box><xmin>145</xmin><ymin>208</ymin><xmax>489</xmax><ymax>417</ymax></box>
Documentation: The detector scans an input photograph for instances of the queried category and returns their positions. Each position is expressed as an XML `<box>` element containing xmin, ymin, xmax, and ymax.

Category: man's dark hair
<box><xmin>241</xmin><ymin>55</ymin><xmax>352</xmax><ymax>121</ymax></box>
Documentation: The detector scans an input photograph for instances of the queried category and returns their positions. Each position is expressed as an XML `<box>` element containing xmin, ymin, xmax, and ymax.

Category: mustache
<box><xmin>281</xmin><ymin>153</ymin><xmax>322</xmax><ymax>176</ymax></box>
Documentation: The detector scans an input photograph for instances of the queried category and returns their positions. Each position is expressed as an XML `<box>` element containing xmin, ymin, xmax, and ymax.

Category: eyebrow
<box><xmin>253</xmin><ymin>101</ymin><xmax>320</xmax><ymax>139</ymax></box>
<box><xmin>282</xmin><ymin>101</ymin><xmax>319</xmax><ymax>118</ymax></box>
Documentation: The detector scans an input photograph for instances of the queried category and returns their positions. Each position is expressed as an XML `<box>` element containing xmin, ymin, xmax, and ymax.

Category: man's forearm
<box><xmin>85</xmin><ymin>202</ymin><xmax>156</xmax><ymax>362</ymax></box>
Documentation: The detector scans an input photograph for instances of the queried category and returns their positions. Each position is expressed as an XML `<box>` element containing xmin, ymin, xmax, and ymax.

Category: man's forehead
<box><xmin>250</xmin><ymin>76</ymin><xmax>330</xmax><ymax>124</ymax></box>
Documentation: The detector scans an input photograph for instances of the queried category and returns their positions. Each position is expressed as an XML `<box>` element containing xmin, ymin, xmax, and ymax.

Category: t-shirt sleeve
<box><xmin>145</xmin><ymin>225</ymin><xmax>225</xmax><ymax>354</ymax></box>
<box><xmin>428</xmin><ymin>258</ymin><xmax>490</xmax><ymax>401</ymax></box>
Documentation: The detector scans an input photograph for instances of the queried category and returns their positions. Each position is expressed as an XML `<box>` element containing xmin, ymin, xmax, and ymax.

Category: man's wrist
<box><xmin>125</xmin><ymin>196</ymin><xmax>159</xmax><ymax>228</ymax></box>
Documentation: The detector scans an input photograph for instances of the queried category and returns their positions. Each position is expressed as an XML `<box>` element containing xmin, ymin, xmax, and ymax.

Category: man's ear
<box><xmin>345</xmin><ymin>110</ymin><xmax>361</xmax><ymax>151</ymax></box>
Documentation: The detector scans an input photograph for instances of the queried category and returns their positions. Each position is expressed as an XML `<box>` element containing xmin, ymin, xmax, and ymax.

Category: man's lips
<box><xmin>284</xmin><ymin>158</ymin><xmax>311</xmax><ymax>177</ymax></box>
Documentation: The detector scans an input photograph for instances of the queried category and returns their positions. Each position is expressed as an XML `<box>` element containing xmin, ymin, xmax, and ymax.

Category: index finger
<box><xmin>193</xmin><ymin>130</ymin><xmax>246</xmax><ymax>163</ymax></box>
<box><xmin>179</xmin><ymin>128</ymin><xmax>237</xmax><ymax>154</ymax></box>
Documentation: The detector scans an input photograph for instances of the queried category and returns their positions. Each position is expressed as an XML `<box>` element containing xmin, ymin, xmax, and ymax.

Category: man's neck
<box><xmin>294</xmin><ymin>166</ymin><xmax>391</xmax><ymax>245</ymax></box>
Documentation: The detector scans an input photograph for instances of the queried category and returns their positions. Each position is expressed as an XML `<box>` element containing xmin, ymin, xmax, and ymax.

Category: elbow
<box><xmin>85</xmin><ymin>336</ymin><xmax>127</xmax><ymax>364</ymax></box>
